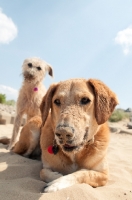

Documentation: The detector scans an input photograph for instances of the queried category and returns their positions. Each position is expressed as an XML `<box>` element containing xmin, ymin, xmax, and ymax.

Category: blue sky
<box><xmin>0</xmin><ymin>0</ymin><xmax>132</xmax><ymax>109</ymax></box>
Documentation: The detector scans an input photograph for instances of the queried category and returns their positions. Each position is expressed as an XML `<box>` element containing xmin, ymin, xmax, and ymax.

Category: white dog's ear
<box><xmin>46</xmin><ymin>65</ymin><xmax>53</xmax><ymax>77</ymax></box>
<box><xmin>40</xmin><ymin>83</ymin><xmax>58</xmax><ymax>127</ymax></box>
<box><xmin>88</xmin><ymin>79</ymin><xmax>119</xmax><ymax>125</ymax></box>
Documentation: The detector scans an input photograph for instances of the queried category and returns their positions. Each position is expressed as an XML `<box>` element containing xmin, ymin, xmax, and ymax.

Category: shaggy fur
<box><xmin>8</xmin><ymin>57</ymin><xmax>53</xmax><ymax>150</ymax></box>
<box><xmin>39</xmin><ymin>78</ymin><xmax>118</xmax><ymax>192</ymax></box>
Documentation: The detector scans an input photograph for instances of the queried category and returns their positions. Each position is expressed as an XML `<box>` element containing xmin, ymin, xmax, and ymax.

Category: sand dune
<box><xmin>0</xmin><ymin>124</ymin><xmax>132</xmax><ymax>200</ymax></box>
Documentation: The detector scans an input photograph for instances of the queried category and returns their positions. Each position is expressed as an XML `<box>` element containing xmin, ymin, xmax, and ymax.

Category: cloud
<box><xmin>115</xmin><ymin>26</ymin><xmax>132</xmax><ymax>55</ymax></box>
<box><xmin>0</xmin><ymin>85</ymin><xmax>18</xmax><ymax>100</ymax></box>
<box><xmin>0</xmin><ymin>8</ymin><xmax>18</xmax><ymax>44</ymax></box>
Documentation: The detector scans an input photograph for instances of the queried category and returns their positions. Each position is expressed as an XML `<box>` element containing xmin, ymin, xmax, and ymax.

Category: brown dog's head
<box><xmin>22</xmin><ymin>57</ymin><xmax>53</xmax><ymax>83</ymax></box>
<box><xmin>40</xmin><ymin>79</ymin><xmax>118</xmax><ymax>153</ymax></box>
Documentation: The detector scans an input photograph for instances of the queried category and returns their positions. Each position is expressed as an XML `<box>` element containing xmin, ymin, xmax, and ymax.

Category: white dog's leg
<box><xmin>8</xmin><ymin>114</ymin><xmax>22</xmax><ymax>150</ymax></box>
<box><xmin>40</xmin><ymin>168</ymin><xmax>63</xmax><ymax>183</ymax></box>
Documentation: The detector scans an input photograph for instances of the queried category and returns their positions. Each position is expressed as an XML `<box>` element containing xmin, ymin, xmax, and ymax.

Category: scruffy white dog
<box><xmin>8</xmin><ymin>57</ymin><xmax>53</xmax><ymax>150</ymax></box>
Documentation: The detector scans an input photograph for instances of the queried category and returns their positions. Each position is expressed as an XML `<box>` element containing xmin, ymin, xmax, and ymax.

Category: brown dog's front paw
<box><xmin>44</xmin><ymin>175</ymin><xmax>77</xmax><ymax>193</ymax></box>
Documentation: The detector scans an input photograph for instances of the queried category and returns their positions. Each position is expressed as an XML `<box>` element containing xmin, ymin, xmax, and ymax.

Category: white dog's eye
<box><xmin>37</xmin><ymin>66</ymin><xmax>41</xmax><ymax>71</ymax></box>
<box><xmin>80</xmin><ymin>97</ymin><xmax>91</xmax><ymax>105</ymax></box>
<box><xmin>28</xmin><ymin>63</ymin><xmax>32</xmax><ymax>68</ymax></box>
<box><xmin>54</xmin><ymin>99</ymin><xmax>61</xmax><ymax>106</ymax></box>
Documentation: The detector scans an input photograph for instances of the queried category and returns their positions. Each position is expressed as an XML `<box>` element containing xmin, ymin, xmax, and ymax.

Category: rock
<box><xmin>109</xmin><ymin>126</ymin><xmax>120</xmax><ymax>133</ymax></box>
<box><xmin>120</xmin><ymin>128</ymin><xmax>132</xmax><ymax>135</ymax></box>
<box><xmin>127</xmin><ymin>122</ymin><xmax>132</xmax><ymax>129</ymax></box>
<box><xmin>0</xmin><ymin>104</ymin><xmax>26</xmax><ymax>125</ymax></box>
<box><xmin>129</xmin><ymin>117</ymin><xmax>132</xmax><ymax>122</ymax></box>
<box><xmin>125</xmin><ymin>108</ymin><xmax>132</xmax><ymax>112</ymax></box>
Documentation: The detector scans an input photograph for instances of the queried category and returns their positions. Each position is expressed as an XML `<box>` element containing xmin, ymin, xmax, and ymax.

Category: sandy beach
<box><xmin>0</xmin><ymin>122</ymin><xmax>132</xmax><ymax>200</ymax></box>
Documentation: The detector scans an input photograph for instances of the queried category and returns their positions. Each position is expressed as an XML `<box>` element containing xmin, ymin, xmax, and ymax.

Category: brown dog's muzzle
<box><xmin>55</xmin><ymin>124</ymin><xmax>77</xmax><ymax>151</ymax></box>
<box><xmin>55</xmin><ymin>124</ymin><xmax>75</xmax><ymax>140</ymax></box>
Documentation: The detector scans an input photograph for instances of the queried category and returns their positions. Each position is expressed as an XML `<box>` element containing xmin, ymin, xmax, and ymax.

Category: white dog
<box><xmin>8</xmin><ymin>57</ymin><xmax>53</xmax><ymax>150</ymax></box>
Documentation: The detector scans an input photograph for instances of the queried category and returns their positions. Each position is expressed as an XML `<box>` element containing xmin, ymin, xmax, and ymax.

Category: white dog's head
<box><xmin>22</xmin><ymin>57</ymin><xmax>53</xmax><ymax>83</ymax></box>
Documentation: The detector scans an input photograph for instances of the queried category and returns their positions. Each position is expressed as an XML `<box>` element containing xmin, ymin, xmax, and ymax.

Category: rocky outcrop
<box><xmin>0</xmin><ymin>104</ymin><xmax>26</xmax><ymax>125</ymax></box>
<box><xmin>127</xmin><ymin>122</ymin><xmax>132</xmax><ymax>129</ymax></box>
<box><xmin>109</xmin><ymin>120</ymin><xmax>132</xmax><ymax>135</ymax></box>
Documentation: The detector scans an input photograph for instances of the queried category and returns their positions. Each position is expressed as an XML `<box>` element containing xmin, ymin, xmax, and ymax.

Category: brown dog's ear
<box><xmin>88</xmin><ymin>79</ymin><xmax>119</xmax><ymax>125</ymax></box>
<box><xmin>46</xmin><ymin>65</ymin><xmax>53</xmax><ymax>77</ymax></box>
<box><xmin>40</xmin><ymin>83</ymin><xmax>58</xmax><ymax>127</ymax></box>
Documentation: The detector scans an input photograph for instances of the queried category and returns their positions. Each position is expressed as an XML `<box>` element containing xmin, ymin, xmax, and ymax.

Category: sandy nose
<box><xmin>55</xmin><ymin>125</ymin><xmax>75</xmax><ymax>140</ymax></box>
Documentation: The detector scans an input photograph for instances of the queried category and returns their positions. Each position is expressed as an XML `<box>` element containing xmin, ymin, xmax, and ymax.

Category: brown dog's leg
<box><xmin>72</xmin><ymin>169</ymin><xmax>108</xmax><ymax>187</ymax></box>
<box><xmin>44</xmin><ymin>169</ymin><xmax>108</xmax><ymax>193</ymax></box>
<box><xmin>40</xmin><ymin>168</ymin><xmax>62</xmax><ymax>183</ymax></box>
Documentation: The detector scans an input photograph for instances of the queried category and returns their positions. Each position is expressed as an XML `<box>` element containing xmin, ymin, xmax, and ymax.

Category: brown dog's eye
<box><xmin>80</xmin><ymin>97</ymin><xmax>91</xmax><ymax>105</ymax></box>
<box><xmin>54</xmin><ymin>99</ymin><xmax>61</xmax><ymax>106</ymax></box>
<box><xmin>28</xmin><ymin>63</ymin><xmax>32</xmax><ymax>68</ymax></box>
<box><xmin>37</xmin><ymin>66</ymin><xmax>41</xmax><ymax>70</ymax></box>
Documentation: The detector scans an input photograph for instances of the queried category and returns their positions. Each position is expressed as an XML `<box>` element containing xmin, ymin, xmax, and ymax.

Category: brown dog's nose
<box><xmin>55</xmin><ymin>125</ymin><xmax>75</xmax><ymax>140</ymax></box>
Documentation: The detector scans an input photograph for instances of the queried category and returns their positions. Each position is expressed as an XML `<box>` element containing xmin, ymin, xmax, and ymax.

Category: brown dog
<box><xmin>0</xmin><ymin>78</ymin><xmax>118</xmax><ymax>192</ymax></box>
<box><xmin>40</xmin><ymin>78</ymin><xmax>118</xmax><ymax>192</ymax></box>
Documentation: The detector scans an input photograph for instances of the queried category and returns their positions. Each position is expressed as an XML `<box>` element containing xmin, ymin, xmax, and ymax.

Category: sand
<box><xmin>0</xmin><ymin>124</ymin><xmax>132</xmax><ymax>200</ymax></box>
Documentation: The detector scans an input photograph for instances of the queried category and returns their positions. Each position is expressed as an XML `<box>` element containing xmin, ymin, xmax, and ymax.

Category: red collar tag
<box><xmin>47</xmin><ymin>145</ymin><xmax>59</xmax><ymax>155</ymax></box>
<box><xmin>47</xmin><ymin>146</ymin><xmax>54</xmax><ymax>154</ymax></box>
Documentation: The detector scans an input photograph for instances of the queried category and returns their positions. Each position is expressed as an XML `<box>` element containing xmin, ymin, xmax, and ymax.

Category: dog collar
<box><xmin>34</xmin><ymin>87</ymin><xmax>38</xmax><ymax>91</ymax></box>
<box><xmin>47</xmin><ymin>145</ymin><xmax>59</xmax><ymax>155</ymax></box>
